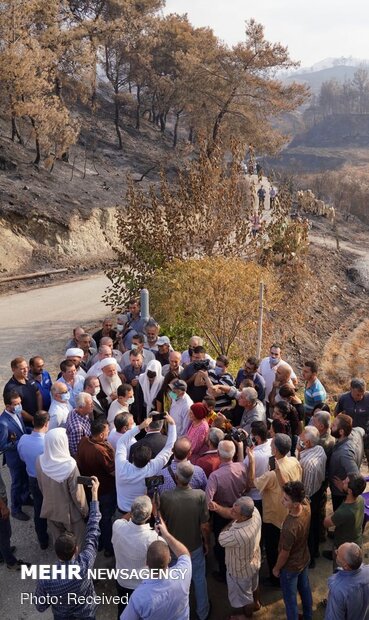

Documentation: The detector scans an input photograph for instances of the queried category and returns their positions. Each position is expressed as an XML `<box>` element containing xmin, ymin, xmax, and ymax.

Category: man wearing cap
<box><xmin>48</xmin><ymin>381</ymin><xmax>73</xmax><ymax>430</ymax></box>
<box><xmin>97</xmin><ymin>358</ymin><xmax>122</xmax><ymax>414</ymax></box>
<box><xmin>121</xmin><ymin>334</ymin><xmax>155</xmax><ymax>368</ymax></box>
<box><xmin>87</xmin><ymin>345</ymin><xmax>121</xmax><ymax>378</ymax></box>
<box><xmin>155</xmin><ymin>336</ymin><xmax>171</xmax><ymax>367</ymax></box>
<box><xmin>213</xmin><ymin>497</ymin><xmax>262</xmax><ymax>618</ymax></box>
<box><xmin>169</xmin><ymin>379</ymin><xmax>194</xmax><ymax>437</ymax></box>
<box><xmin>65</xmin><ymin>348</ymin><xmax>86</xmax><ymax>379</ymax></box>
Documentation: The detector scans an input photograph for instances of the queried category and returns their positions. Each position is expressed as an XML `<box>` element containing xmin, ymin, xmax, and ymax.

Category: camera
<box><xmin>145</xmin><ymin>475</ymin><xmax>164</xmax><ymax>492</ymax></box>
<box><xmin>228</xmin><ymin>427</ymin><xmax>247</xmax><ymax>443</ymax></box>
<box><xmin>193</xmin><ymin>359</ymin><xmax>210</xmax><ymax>372</ymax></box>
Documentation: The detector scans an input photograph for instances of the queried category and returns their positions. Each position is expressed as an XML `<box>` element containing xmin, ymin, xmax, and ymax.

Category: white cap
<box><xmin>157</xmin><ymin>336</ymin><xmax>171</xmax><ymax>346</ymax></box>
<box><xmin>100</xmin><ymin>357</ymin><xmax>118</xmax><ymax>369</ymax></box>
<box><xmin>65</xmin><ymin>348</ymin><xmax>84</xmax><ymax>358</ymax></box>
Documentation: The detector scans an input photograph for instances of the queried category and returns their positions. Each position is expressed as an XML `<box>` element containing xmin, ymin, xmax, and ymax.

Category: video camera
<box><xmin>145</xmin><ymin>475</ymin><xmax>164</xmax><ymax>492</ymax></box>
<box><xmin>225</xmin><ymin>427</ymin><xmax>253</xmax><ymax>448</ymax></box>
<box><xmin>193</xmin><ymin>359</ymin><xmax>210</xmax><ymax>372</ymax></box>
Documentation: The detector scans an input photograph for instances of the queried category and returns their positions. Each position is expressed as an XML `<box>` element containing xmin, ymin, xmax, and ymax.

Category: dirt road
<box><xmin>0</xmin><ymin>273</ymin><xmax>109</xmax><ymax>385</ymax></box>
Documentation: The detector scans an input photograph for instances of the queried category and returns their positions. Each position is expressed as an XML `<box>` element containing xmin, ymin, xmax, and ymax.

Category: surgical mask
<box><xmin>13</xmin><ymin>404</ymin><xmax>22</xmax><ymax>415</ymax></box>
<box><xmin>269</xmin><ymin>356</ymin><xmax>279</xmax><ymax>366</ymax></box>
<box><xmin>127</xmin><ymin>396</ymin><xmax>135</xmax><ymax>405</ymax></box>
<box><xmin>60</xmin><ymin>392</ymin><xmax>70</xmax><ymax>402</ymax></box>
<box><xmin>131</xmin><ymin>343</ymin><xmax>139</xmax><ymax>351</ymax></box>
<box><xmin>93</xmin><ymin>388</ymin><xmax>100</xmax><ymax>397</ymax></box>
<box><xmin>169</xmin><ymin>390</ymin><xmax>178</xmax><ymax>401</ymax></box>
<box><xmin>299</xmin><ymin>440</ymin><xmax>305</xmax><ymax>449</ymax></box>
<box><xmin>214</xmin><ymin>366</ymin><xmax>223</xmax><ymax>376</ymax></box>
<box><xmin>116</xmin><ymin>324</ymin><xmax>124</xmax><ymax>332</ymax></box>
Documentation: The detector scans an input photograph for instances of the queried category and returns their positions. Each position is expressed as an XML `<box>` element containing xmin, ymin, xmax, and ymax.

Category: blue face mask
<box><xmin>13</xmin><ymin>404</ymin><xmax>22</xmax><ymax>415</ymax></box>
<box><xmin>214</xmin><ymin>366</ymin><xmax>223</xmax><ymax>376</ymax></box>
<box><xmin>60</xmin><ymin>392</ymin><xmax>70</xmax><ymax>402</ymax></box>
<box><xmin>269</xmin><ymin>356</ymin><xmax>279</xmax><ymax>366</ymax></box>
<box><xmin>169</xmin><ymin>390</ymin><xmax>178</xmax><ymax>401</ymax></box>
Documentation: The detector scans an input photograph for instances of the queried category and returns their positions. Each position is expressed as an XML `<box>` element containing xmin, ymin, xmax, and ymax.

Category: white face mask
<box><xmin>127</xmin><ymin>396</ymin><xmax>135</xmax><ymax>405</ymax></box>
<box><xmin>93</xmin><ymin>388</ymin><xmax>100</xmax><ymax>397</ymax></box>
<box><xmin>116</xmin><ymin>324</ymin><xmax>124</xmax><ymax>332</ymax></box>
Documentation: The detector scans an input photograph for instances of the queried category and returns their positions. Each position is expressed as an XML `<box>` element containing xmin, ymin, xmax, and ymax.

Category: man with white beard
<box><xmin>48</xmin><ymin>381</ymin><xmax>73</xmax><ymax>430</ymax></box>
<box><xmin>97</xmin><ymin>358</ymin><xmax>122</xmax><ymax>415</ymax></box>
<box><xmin>86</xmin><ymin>345</ymin><xmax>121</xmax><ymax>378</ymax></box>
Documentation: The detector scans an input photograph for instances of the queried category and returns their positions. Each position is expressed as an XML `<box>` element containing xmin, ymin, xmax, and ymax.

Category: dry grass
<box><xmin>321</xmin><ymin>318</ymin><xmax>369</xmax><ymax>394</ymax></box>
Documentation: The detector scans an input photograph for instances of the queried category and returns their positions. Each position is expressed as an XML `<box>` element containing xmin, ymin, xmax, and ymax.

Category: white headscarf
<box><xmin>39</xmin><ymin>428</ymin><xmax>76</xmax><ymax>483</ymax></box>
<box><xmin>138</xmin><ymin>359</ymin><xmax>164</xmax><ymax>416</ymax></box>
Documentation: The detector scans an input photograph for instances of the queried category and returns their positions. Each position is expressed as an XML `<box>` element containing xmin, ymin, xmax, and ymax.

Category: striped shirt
<box><xmin>299</xmin><ymin>444</ymin><xmax>327</xmax><ymax>497</ymax></box>
<box><xmin>218</xmin><ymin>509</ymin><xmax>261</xmax><ymax>579</ymax></box>
<box><xmin>159</xmin><ymin>459</ymin><xmax>207</xmax><ymax>493</ymax></box>
<box><xmin>66</xmin><ymin>409</ymin><xmax>91</xmax><ymax>457</ymax></box>
<box><xmin>304</xmin><ymin>378</ymin><xmax>327</xmax><ymax>415</ymax></box>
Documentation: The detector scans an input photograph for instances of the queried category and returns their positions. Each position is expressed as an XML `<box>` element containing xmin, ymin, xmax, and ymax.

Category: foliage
<box><xmin>103</xmin><ymin>139</ymin><xmax>253</xmax><ymax>308</ymax></box>
<box><xmin>148</xmin><ymin>257</ymin><xmax>281</xmax><ymax>356</ymax></box>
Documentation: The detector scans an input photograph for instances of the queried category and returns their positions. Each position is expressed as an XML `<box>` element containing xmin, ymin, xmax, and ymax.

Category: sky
<box><xmin>164</xmin><ymin>0</ymin><xmax>369</xmax><ymax>68</ymax></box>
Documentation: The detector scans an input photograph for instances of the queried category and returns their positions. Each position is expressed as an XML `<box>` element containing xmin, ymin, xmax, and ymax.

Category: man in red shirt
<box><xmin>196</xmin><ymin>427</ymin><xmax>224</xmax><ymax>477</ymax></box>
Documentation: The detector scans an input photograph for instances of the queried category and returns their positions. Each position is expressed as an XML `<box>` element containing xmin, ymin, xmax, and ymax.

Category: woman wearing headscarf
<box><xmin>36</xmin><ymin>428</ymin><xmax>88</xmax><ymax>548</ymax></box>
<box><xmin>187</xmin><ymin>403</ymin><xmax>209</xmax><ymax>464</ymax></box>
<box><xmin>131</xmin><ymin>360</ymin><xmax>164</xmax><ymax>424</ymax></box>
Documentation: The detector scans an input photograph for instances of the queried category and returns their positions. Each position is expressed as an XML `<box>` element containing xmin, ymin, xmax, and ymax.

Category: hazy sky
<box><xmin>164</xmin><ymin>0</ymin><xmax>369</xmax><ymax>68</ymax></box>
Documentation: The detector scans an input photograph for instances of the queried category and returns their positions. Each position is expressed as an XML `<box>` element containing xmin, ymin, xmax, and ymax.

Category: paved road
<box><xmin>0</xmin><ymin>274</ymin><xmax>109</xmax><ymax>386</ymax></box>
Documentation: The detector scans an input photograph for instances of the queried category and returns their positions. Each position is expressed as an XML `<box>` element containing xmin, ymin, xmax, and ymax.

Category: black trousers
<box><xmin>212</xmin><ymin>512</ymin><xmax>231</xmax><ymax>578</ymax></box>
<box><xmin>263</xmin><ymin>522</ymin><xmax>281</xmax><ymax>579</ymax></box>
<box><xmin>308</xmin><ymin>487</ymin><xmax>323</xmax><ymax>560</ymax></box>
<box><xmin>116</xmin><ymin>581</ymin><xmax>134</xmax><ymax>619</ymax></box>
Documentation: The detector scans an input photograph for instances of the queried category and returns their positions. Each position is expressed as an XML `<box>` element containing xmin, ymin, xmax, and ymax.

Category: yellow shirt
<box><xmin>254</xmin><ymin>456</ymin><xmax>302</xmax><ymax>528</ymax></box>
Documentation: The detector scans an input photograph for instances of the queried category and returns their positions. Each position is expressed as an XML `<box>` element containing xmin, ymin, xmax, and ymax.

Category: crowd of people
<box><xmin>0</xmin><ymin>298</ymin><xmax>369</xmax><ymax>620</ymax></box>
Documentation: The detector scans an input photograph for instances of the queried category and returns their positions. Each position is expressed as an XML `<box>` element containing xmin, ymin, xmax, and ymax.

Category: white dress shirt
<box><xmin>115</xmin><ymin>423</ymin><xmax>176</xmax><ymax>511</ymax></box>
<box><xmin>244</xmin><ymin>439</ymin><xmax>272</xmax><ymax>500</ymax></box>
<box><xmin>112</xmin><ymin>520</ymin><xmax>164</xmax><ymax>588</ymax></box>
<box><xmin>169</xmin><ymin>393</ymin><xmax>193</xmax><ymax>437</ymax></box>
<box><xmin>48</xmin><ymin>399</ymin><xmax>73</xmax><ymax>430</ymax></box>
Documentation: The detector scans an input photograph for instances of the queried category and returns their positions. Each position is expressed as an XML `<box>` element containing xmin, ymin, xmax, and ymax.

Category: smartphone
<box><xmin>151</xmin><ymin>412</ymin><xmax>167</xmax><ymax>420</ymax></box>
<box><xmin>268</xmin><ymin>456</ymin><xmax>276</xmax><ymax>471</ymax></box>
<box><xmin>77</xmin><ymin>476</ymin><xmax>93</xmax><ymax>487</ymax></box>
<box><xmin>245</xmin><ymin>435</ymin><xmax>254</xmax><ymax>448</ymax></box>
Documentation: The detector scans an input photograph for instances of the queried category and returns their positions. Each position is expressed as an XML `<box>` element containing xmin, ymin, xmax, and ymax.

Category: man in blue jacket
<box><xmin>0</xmin><ymin>389</ymin><xmax>32</xmax><ymax>520</ymax></box>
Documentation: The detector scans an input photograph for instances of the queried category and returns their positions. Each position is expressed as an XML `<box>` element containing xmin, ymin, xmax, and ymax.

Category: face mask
<box><xmin>93</xmin><ymin>388</ymin><xmax>100</xmax><ymax>397</ymax></box>
<box><xmin>147</xmin><ymin>371</ymin><xmax>156</xmax><ymax>379</ymax></box>
<box><xmin>269</xmin><ymin>357</ymin><xmax>279</xmax><ymax>366</ymax></box>
<box><xmin>169</xmin><ymin>390</ymin><xmax>178</xmax><ymax>401</ymax></box>
<box><xmin>127</xmin><ymin>396</ymin><xmax>135</xmax><ymax>405</ymax></box>
<box><xmin>116</xmin><ymin>324</ymin><xmax>124</xmax><ymax>332</ymax></box>
<box><xmin>299</xmin><ymin>440</ymin><xmax>305</xmax><ymax>449</ymax></box>
<box><xmin>214</xmin><ymin>366</ymin><xmax>223</xmax><ymax>376</ymax></box>
<box><xmin>188</xmin><ymin>347</ymin><xmax>194</xmax><ymax>356</ymax></box>
<box><xmin>60</xmin><ymin>392</ymin><xmax>70</xmax><ymax>402</ymax></box>
<box><xmin>131</xmin><ymin>344</ymin><xmax>139</xmax><ymax>351</ymax></box>
<box><xmin>13</xmin><ymin>404</ymin><xmax>22</xmax><ymax>415</ymax></box>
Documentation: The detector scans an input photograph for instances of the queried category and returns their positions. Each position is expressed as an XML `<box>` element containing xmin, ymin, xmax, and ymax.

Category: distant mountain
<box><xmin>282</xmin><ymin>59</ymin><xmax>369</xmax><ymax>94</ymax></box>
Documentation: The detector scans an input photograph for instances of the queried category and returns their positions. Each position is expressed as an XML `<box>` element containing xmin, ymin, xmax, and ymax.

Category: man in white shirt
<box><xmin>107</xmin><ymin>384</ymin><xmax>134</xmax><ymax>430</ymax></box>
<box><xmin>108</xmin><ymin>412</ymin><xmax>136</xmax><ymax>451</ymax></box>
<box><xmin>162</xmin><ymin>351</ymin><xmax>184</xmax><ymax>377</ymax></box>
<box><xmin>115</xmin><ymin>414</ymin><xmax>176</xmax><ymax>512</ymax></box>
<box><xmin>112</xmin><ymin>495</ymin><xmax>163</xmax><ymax>618</ymax></box>
<box><xmin>258</xmin><ymin>344</ymin><xmax>297</xmax><ymax>413</ymax></box>
<box><xmin>169</xmin><ymin>379</ymin><xmax>193</xmax><ymax>437</ymax></box>
<box><xmin>244</xmin><ymin>421</ymin><xmax>272</xmax><ymax>515</ymax></box>
<box><xmin>48</xmin><ymin>381</ymin><xmax>72</xmax><ymax>430</ymax></box>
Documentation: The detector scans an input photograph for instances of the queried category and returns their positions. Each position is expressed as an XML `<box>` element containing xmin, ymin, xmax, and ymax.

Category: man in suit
<box><xmin>84</xmin><ymin>375</ymin><xmax>106</xmax><ymax>419</ymax></box>
<box><xmin>129</xmin><ymin>415</ymin><xmax>166</xmax><ymax>463</ymax></box>
<box><xmin>0</xmin><ymin>390</ymin><xmax>32</xmax><ymax>520</ymax></box>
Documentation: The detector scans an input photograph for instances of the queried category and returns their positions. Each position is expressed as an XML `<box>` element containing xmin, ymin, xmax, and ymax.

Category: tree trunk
<box><xmin>11</xmin><ymin>115</ymin><xmax>23</xmax><ymax>144</ymax></box>
<box><xmin>208</xmin><ymin>89</ymin><xmax>236</xmax><ymax>158</ymax></box>
<box><xmin>136</xmin><ymin>84</ymin><xmax>141</xmax><ymax>130</ymax></box>
<box><xmin>30</xmin><ymin>117</ymin><xmax>41</xmax><ymax>165</ymax></box>
<box><xmin>173</xmin><ymin>109</ymin><xmax>183</xmax><ymax>148</ymax></box>
<box><xmin>114</xmin><ymin>92</ymin><xmax>123</xmax><ymax>150</ymax></box>
<box><xmin>159</xmin><ymin>113</ymin><xmax>165</xmax><ymax>133</ymax></box>
<box><xmin>188</xmin><ymin>126</ymin><xmax>194</xmax><ymax>143</ymax></box>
